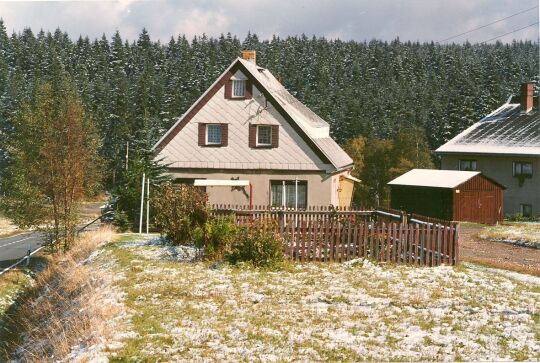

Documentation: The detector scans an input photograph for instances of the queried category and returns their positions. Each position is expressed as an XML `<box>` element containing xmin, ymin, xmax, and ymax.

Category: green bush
<box><xmin>505</xmin><ymin>213</ymin><xmax>539</xmax><ymax>222</ymax></box>
<box><xmin>112</xmin><ymin>210</ymin><xmax>130</xmax><ymax>232</ymax></box>
<box><xmin>151</xmin><ymin>183</ymin><xmax>209</xmax><ymax>245</ymax></box>
<box><xmin>194</xmin><ymin>216</ymin><xmax>237</xmax><ymax>260</ymax></box>
<box><xmin>226</xmin><ymin>221</ymin><xmax>285</xmax><ymax>268</ymax></box>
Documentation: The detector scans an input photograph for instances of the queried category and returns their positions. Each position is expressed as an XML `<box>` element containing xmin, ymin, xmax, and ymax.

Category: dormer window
<box><xmin>232</xmin><ymin>80</ymin><xmax>245</xmax><ymax>97</ymax></box>
<box><xmin>256</xmin><ymin>125</ymin><xmax>272</xmax><ymax>146</ymax></box>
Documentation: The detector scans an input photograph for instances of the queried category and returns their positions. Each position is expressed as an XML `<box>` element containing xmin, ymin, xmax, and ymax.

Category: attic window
<box><xmin>206</xmin><ymin>124</ymin><xmax>222</xmax><ymax>145</ymax></box>
<box><xmin>232</xmin><ymin>80</ymin><xmax>245</xmax><ymax>97</ymax></box>
<box><xmin>256</xmin><ymin>125</ymin><xmax>272</xmax><ymax>146</ymax></box>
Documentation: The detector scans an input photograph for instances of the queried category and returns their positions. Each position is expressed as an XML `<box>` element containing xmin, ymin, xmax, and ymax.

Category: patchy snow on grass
<box><xmin>97</xmin><ymin>236</ymin><xmax>539</xmax><ymax>361</ymax></box>
<box><xmin>480</xmin><ymin>223</ymin><xmax>540</xmax><ymax>248</ymax></box>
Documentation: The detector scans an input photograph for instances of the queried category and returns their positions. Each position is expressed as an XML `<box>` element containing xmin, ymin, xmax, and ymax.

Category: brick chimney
<box><xmin>520</xmin><ymin>82</ymin><xmax>534</xmax><ymax>113</ymax></box>
<box><xmin>241</xmin><ymin>50</ymin><xmax>256</xmax><ymax>64</ymax></box>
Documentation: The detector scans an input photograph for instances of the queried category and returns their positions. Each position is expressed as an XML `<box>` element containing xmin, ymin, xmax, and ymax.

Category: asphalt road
<box><xmin>0</xmin><ymin>232</ymin><xmax>45</xmax><ymax>269</ymax></box>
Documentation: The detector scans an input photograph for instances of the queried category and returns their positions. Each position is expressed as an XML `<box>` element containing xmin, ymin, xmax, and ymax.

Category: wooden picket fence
<box><xmin>212</xmin><ymin>205</ymin><xmax>459</xmax><ymax>266</ymax></box>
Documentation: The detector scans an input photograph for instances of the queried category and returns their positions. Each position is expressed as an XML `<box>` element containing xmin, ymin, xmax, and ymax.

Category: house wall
<box><xmin>156</xmin><ymin>69</ymin><xmax>332</xmax><ymax>172</ymax></box>
<box><xmin>441</xmin><ymin>154</ymin><xmax>540</xmax><ymax>216</ymax></box>
<box><xmin>167</xmin><ymin>168</ymin><xmax>349</xmax><ymax>207</ymax></box>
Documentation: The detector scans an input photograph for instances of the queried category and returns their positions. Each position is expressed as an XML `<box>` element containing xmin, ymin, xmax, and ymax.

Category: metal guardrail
<box><xmin>0</xmin><ymin>211</ymin><xmax>112</xmax><ymax>277</ymax></box>
<box><xmin>0</xmin><ymin>245</ymin><xmax>44</xmax><ymax>277</ymax></box>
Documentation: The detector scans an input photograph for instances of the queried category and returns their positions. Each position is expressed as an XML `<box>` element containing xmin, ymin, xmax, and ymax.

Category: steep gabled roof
<box><xmin>153</xmin><ymin>58</ymin><xmax>353</xmax><ymax>172</ymax></box>
<box><xmin>238</xmin><ymin>59</ymin><xmax>352</xmax><ymax>170</ymax></box>
<box><xmin>436</xmin><ymin>96</ymin><xmax>540</xmax><ymax>156</ymax></box>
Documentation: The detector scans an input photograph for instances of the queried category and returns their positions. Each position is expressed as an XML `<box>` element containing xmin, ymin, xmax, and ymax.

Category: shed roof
<box><xmin>388</xmin><ymin>169</ymin><xmax>482</xmax><ymax>189</ymax></box>
<box><xmin>436</xmin><ymin>96</ymin><xmax>540</xmax><ymax>156</ymax></box>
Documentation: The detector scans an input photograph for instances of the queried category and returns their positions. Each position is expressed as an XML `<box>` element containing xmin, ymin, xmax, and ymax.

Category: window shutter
<box><xmin>245</xmin><ymin>80</ymin><xmax>253</xmax><ymax>99</ymax></box>
<box><xmin>271</xmin><ymin>125</ymin><xmax>279</xmax><ymax>148</ymax></box>
<box><xmin>224</xmin><ymin>80</ymin><xmax>232</xmax><ymax>99</ymax></box>
<box><xmin>249</xmin><ymin>124</ymin><xmax>257</xmax><ymax>148</ymax></box>
<box><xmin>221</xmin><ymin>124</ymin><xmax>228</xmax><ymax>146</ymax></box>
<box><xmin>198</xmin><ymin>123</ymin><xmax>206</xmax><ymax>146</ymax></box>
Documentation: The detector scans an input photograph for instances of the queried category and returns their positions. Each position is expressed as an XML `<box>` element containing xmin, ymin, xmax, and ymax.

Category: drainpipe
<box><xmin>249</xmin><ymin>183</ymin><xmax>253</xmax><ymax>209</ymax></box>
<box><xmin>282</xmin><ymin>180</ymin><xmax>286</xmax><ymax>208</ymax></box>
<box><xmin>295</xmin><ymin>177</ymin><xmax>298</xmax><ymax>211</ymax></box>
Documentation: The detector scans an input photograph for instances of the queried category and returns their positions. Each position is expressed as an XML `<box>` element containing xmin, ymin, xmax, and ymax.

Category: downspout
<box><xmin>295</xmin><ymin>177</ymin><xmax>298</xmax><ymax>211</ymax></box>
<box><xmin>249</xmin><ymin>183</ymin><xmax>253</xmax><ymax>209</ymax></box>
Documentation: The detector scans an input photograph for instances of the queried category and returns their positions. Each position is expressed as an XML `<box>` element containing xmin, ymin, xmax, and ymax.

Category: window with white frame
<box><xmin>513</xmin><ymin>162</ymin><xmax>533</xmax><ymax>177</ymax></box>
<box><xmin>232</xmin><ymin>79</ymin><xmax>245</xmax><ymax>97</ymax></box>
<box><xmin>459</xmin><ymin>159</ymin><xmax>477</xmax><ymax>171</ymax></box>
<box><xmin>257</xmin><ymin>125</ymin><xmax>272</xmax><ymax>146</ymax></box>
<box><xmin>270</xmin><ymin>180</ymin><xmax>307</xmax><ymax>209</ymax></box>
<box><xmin>206</xmin><ymin>124</ymin><xmax>222</xmax><ymax>145</ymax></box>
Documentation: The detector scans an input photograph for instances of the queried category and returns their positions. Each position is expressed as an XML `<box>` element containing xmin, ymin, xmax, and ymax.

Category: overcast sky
<box><xmin>0</xmin><ymin>0</ymin><xmax>538</xmax><ymax>44</ymax></box>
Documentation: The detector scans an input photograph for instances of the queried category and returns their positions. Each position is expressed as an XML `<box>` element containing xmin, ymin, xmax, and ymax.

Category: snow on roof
<box><xmin>436</xmin><ymin>97</ymin><xmax>540</xmax><ymax>156</ymax></box>
<box><xmin>388</xmin><ymin>169</ymin><xmax>480</xmax><ymax>189</ymax></box>
<box><xmin>238</xmin><ymin>58</ymin><xmax>353</xmax><ymax>170</ymax></box>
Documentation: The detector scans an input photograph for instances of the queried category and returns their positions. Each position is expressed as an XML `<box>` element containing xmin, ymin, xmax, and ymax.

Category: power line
<box><xmin>480</xmin><ymin>22</ymin><xmax>539</xmax><ymax>43</ymax></box>
<box><xmin>438</xmin><ymin>5</ymin><xmax>538</xmax><ymax>43</ymax></box>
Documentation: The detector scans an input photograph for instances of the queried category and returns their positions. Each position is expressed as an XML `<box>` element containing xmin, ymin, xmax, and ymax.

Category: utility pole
<box><xmin>126</xmin><ymin>141</ymin><xmax>129</xmax><ymax>171</ymax></box>
<box><xmin>146</xmin><ymin>178</ymin><xmax>150</xmax><ymax>234</ymax></box>
<box><xmin>139</xmin><ymin>173</ymin><xmax>145</xmax><ymax>234</ymax></box>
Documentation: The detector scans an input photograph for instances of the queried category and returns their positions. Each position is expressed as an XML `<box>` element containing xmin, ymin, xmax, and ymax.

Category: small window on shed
<box><xmin>513</xmin><ymin>162</ymin><xmax>533</xmax><ymax>177</ymax></box>
<box><xmin>520</xmin><ymin>204</ymin><xmax>532</xmax><ymax>218</ymax></box>
<box><xmin>459</xmin><ymin>160</ymin><xmax>477</xmax><ymax>171</ymax></box>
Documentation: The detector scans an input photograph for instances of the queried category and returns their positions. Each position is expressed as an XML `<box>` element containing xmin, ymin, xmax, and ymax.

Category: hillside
<box><xmin>0</xmin><ymin>23</ymin><xmax>538</xmax><ymax>186</ymax></box>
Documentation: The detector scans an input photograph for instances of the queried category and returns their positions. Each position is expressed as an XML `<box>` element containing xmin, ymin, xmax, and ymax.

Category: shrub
<box><xmin>112</xmin><ymin>210</ymin><xmax>130</xmax><ymax>232</ymax></box>
<box><xmin>226</xmin><ymin>221</ymin><xmax>285</xmax><ymax>268</ymax></box>
<box><xmin>152</xmin><ymin>184</ymin><xmax>209</xmax><ymax>245</ymax></box>
<box><xmin>506</xmin><ymin>213</ymin><xmax>539</xmax><ymax>222</ymax></box>
<box><xmin>193</xmin><ymin>216</ymin><xmax>237</xmax><ymax>260</ymax></box>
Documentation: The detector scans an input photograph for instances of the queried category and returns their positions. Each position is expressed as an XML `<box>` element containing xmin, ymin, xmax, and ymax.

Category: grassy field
<box><xmin>70</xmin><ymin>234</ymin><xmax>540</xmax><ymax>362</ymax></box>
<box><xmin>479</xmin><ymin>223</ymin><xmax>540</xmax><ymax>246</ymax></box>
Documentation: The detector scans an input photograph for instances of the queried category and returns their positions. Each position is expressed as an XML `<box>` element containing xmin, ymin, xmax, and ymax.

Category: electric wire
<box><xmin>438</xmin><ymin>5</ymin><xmax>538</xmax><ymax>43</ymax></box>
<box><xmin>480</xmin><ymin>21</ymin><xmax>539</xmax><ymax>43</ymax></box>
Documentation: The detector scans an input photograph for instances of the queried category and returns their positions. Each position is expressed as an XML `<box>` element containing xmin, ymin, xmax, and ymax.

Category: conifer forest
<box><xmin>0</xmin><ymin>21</ymin><xmax>538</xmax><ymax>188</ymax></box>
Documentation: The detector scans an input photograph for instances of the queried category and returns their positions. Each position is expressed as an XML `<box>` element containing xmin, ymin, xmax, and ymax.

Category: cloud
<box><xmin>0</xmin><ymin>0</ymin><xmax>537</xmax><ymax>43</ymax></box>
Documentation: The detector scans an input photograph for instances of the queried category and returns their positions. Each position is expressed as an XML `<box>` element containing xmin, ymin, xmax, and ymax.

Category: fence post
<box><xmin>454</xmin><ymin>223</ymin><xmax>460</xmax><ymax>265</ymax></box>
<box><xmin>24</xmin><ymin>249</ymin><xmax>31</xmax><ymax>266</ymax></box>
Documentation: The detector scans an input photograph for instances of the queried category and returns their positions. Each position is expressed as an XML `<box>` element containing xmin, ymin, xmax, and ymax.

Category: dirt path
<box><xmin>459</xmin><ymin>224</ymin><xmax>540</xmax><ymax>276</ymax></box>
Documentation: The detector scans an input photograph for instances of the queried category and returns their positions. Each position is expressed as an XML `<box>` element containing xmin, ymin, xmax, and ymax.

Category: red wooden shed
<box><xmin>388</xmin><ymin>169</ymin><xmax>505</xmax><ymax>224</ymax></box>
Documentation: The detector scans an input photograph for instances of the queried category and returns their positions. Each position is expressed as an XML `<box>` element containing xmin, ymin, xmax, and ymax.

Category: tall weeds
<box><xmin>0</xmin><ymin>226</ymin><xmax>116</xmax><ymax>362</ymax></box>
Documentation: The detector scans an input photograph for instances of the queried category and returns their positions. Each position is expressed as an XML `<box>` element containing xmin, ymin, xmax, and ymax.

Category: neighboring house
<box><xmin>436</xmin><ymin>83</ymin><xmax>539</xmax><ymax>217</ymax></box>
<box><xmin>388</xmin><ymin>169</ymin><xmax>505</xmax><ymax>224</ymax></box>
<box><xmin>153</xmin><ymin>51</ymin><xmax>357</xmax><ymax>208</ymax></box>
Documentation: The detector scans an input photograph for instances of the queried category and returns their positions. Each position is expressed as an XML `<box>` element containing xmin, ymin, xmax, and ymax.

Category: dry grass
<box><xmin>0</xmin><ymin>226</ymin><xmax>116</xmax><ymax>362</ymax></box>
<box><xmin>0</xmin><ymin>217</ymin><xmax>21</xmax><ymax>238</ymax></box>
<box><xmin>479</xmin><ymin>223</ymin><xmax>540</xmax><ymax>245</ymax></box>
